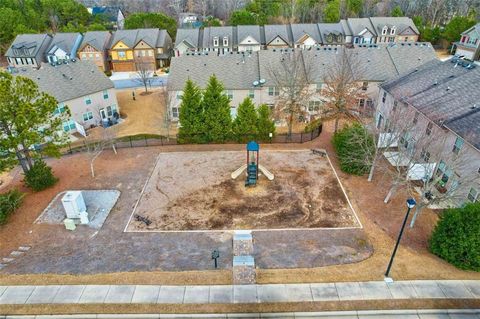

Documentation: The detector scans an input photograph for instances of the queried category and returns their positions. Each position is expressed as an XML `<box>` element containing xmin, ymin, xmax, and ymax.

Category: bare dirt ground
<box><xmin>83</xmin><ymin>87</ymin><xmax>177</xmax><ymax>142</ymax></box>
<box><xmin>129</xmin><ymin>151</ymin><xmax>359</xmax><ymax>231</ymax></box>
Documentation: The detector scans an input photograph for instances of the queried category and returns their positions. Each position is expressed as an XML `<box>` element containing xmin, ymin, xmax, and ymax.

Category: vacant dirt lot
<box><xmin>129</xmin><ymin>151</ymin><xmax>359</xmax><ymax>231</ymax></box>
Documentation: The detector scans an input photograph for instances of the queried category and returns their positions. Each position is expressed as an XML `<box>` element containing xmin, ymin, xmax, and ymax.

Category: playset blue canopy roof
<box><xmin>246</xmin><ymin>141</ymin><xmax>259</xmax><ymax>151</ymax></box>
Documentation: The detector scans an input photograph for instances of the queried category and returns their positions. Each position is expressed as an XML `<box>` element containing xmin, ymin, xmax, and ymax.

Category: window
<box><xmin>62</xmin><ymin>119</ymin><xmax>76</xmax><ymax>132</ymax></box>
<box><xmin>225</xmin><ymin>90</ymin><xmax>233</xmax><ymax>99</ymax></box>
<box><xmin>85</xmin><ymin>97</ymin><xmax>92</xmax><ymax>105</ymax></box>
<box><xmin>95</xmin><ymin>53</ymin><xmax>100</xmax><ymax>58</ymax></box>
<box><xmin>358</xmin><ymin>98</ymin><xmax>365</xmax><ymax>108</ymax></box>
<box><xmin>382</xmin><ymin>92</ymin><xmax>387</xmax><ymax>103</ymax></box>
<box><xmin>53</xmin><ymin>103</ymin><xmax>67</xmax><ymax>115</ymax></box>
<box><xmin>362</xmin><ymin>81</ymin><xmax>368</xmax><ymax>91</ymax></box>
<box><xmin>103</xmin><ymin>90</ymin><xmax>109</xmax><ymax>99</ymax></box>
<box><xmin>413</xmin><ymin>112</ymin><xmax>419</xmax><ymax>125</ymax></box>
<box><xmin>426</xmin><ymin>122</ymin><xmax>433</xmax><ymax>135</ymax></box>
<box><xmin>392</xmin><ymin>101</ymin><xmax>398</xmax><ymax>112</ymax></box>
<box><xmin>172</xmin><ymin>107</ymin><xmax>179</xmax><ymax>118</ymax></box>
<box><xmin>420</xmin><ymin>148</ymin><xmax>430</xmax><ymax>162</ymax></box>
<box><xmin>268</xmin><ymin>87</ymin><xmax>279</xmax><ymax>96</ymax></box>
<box><xmin>436</xmin><ymin>160</ymin><xmax>452</xmax><ymax>184</ymax></box>
<box><xmin>248</xmin><ymin>90</ymin><xmax>255</xmax><ymax>99</ymax></box>
<box><xmin>81</xmin><ymin>53</ymin><xmax>86</xmax><ymax>58</ymax></box>
<box><xmin>467</xmin><ymin>188</ymin><xmax>479</xmax><ymax>202</ymax></box>
<box><xmin>213</xmin><ymin>37</ymin><xmax>219</xmax><ymax>47</ymax></box>
<box><xmin>148</xmin><ymin>50</ymin><xmax>153</xmax><ymax>56</ymax></box>
<box><xmin>89</xmin><ymin>53</ymin><xmax>94</xmax><ymax>58</ymax></box>
<box><xmin>107</xmin><ymin>105</ymin><xmax>118</xmax><ymax>116</ymax></box>
<box><xmin>176</xmin><ymin>92</ymin><xmax>183</xmax><ymax>100</ymax></box>
<box><xmin>376</xmin><ymin>113</ymin><xmax>384</xmax><ymax>129</ymax></box>
<box><xmin>223</xmin><ymin>37</ymin><xmax>228</xmax><ymax>46</ymax></box>
<box><xmin>83</xmin><ymin>111</ymin><xmax>93</xmax><ymax>121</ymax></box>
<box><xmin>452</xmin><ymin>137</ymin><xmax>464</xmax><ymax>154</ymax></box>
<box><xmin>308</xmin><ymin>101</ymin><xmax>321</xmax><ymax>112</ymax></box>
<box><xmin>390</xmin><ymin>27</ymin><xmax>396</xmax><ymax>35</ymax></box>
<box><xmin>118</xmin><ymin>51</ymin><xmax>126</xmax><ymax>59</ymax></box>
<box><xmin>382</xmin><ymin>27</ymin><xmax>388</xmax><ymax>35</ymax></box>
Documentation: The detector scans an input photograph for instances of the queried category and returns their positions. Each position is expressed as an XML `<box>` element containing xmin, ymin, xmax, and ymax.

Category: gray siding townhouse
<box><xmin>46</xmin><ymin>32</ymin><xmax>84</xmax><ymax>64</ymax></box>
<box><xmin>15</xmin><ymin>60</ymin><xmax>119</xmax><ymax>136</ymax></box>
<box><xmin>347</xmin><ymin>18</ymin><xmax>377</xmax><ymax>44</ymax></box>
<box><xmin>318</xmin><ymin>22</ymin><xmax>345</xmax><ymax>45</ymax></box>
<box><xmin>264</xmin><ymin>24</ymin><xmax>293</xmax><ymax>48</ymax></box>
<box><xmin>291</xmin><ymin>24</ymin><xmax>323</xmax><ymax>48</ymax></box>
<box><xmin>202</xmin><ymin>26</ymin><xmax>235</xmax><ymax>55</ymax></box>
<box><xmin>5</xmin><ymin>34</ymin><xmax>52</xmax><ymax>68</ymax></box>
<box><xmin>376</xmin><ymin>59</ymin><xmax>480</xmax><ymax>207</ymax></box>
<box><xmin>452</xmin><ymin>23</ymin><xmax>480</xmax><ymax>61</ymax></box>
<box><xmin>168</xmin><ymin>43</ymin><xmax>436</xmax><ymax>123</ymax></box>
<box><xmin>174</xmin><ymin>28</ymin><xmax>201</xmax><ymax>56</ymax></box>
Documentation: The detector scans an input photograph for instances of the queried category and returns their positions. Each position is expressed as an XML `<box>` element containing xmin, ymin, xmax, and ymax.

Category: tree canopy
<box><xmin>202</xmin><ymin>75</ymin><xmax>232</xmax><ymax>143</ymax></box>
<box><xmin>234</xmin><ymin>97</ymin><xmax>258</xmax><ymax>142</ymax></box>
<box><xmin>124</xmin><ymin>12</ymin><xmax>177</xmax><ymax>39</ymax></box>
<box><xmin>443</xmin><ymin>16</ymin><xmax>476</xmax><ymax>43</ymax></box>
<box><xmin>178</xmin><ymin>79</ymin><xmax>204</xmax><ymax>143</ymax></box>
<box><xmin>229</xmin><ymin>9</ymin><xmax>258</xmax><ymax>26</ymax></box>
<box><xmin>0</xmin><ymin>72</ymin><xmax>68</xmax><ymax>174</ymax></box>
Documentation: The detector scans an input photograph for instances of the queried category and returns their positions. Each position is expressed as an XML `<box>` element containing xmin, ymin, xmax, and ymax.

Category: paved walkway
<box><xmin>1</xmin><ymin>310</ymin><xmax>480</xmax><ymax>318</ymax></box>
<box><xmin>0</xmin><ymin>280</ymin><xmax>478</xmax><ymax>305</ymax></box>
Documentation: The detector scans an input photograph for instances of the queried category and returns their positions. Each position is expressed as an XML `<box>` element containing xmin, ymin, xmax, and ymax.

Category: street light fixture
<box><xmin>384</xmin><ymin>198</ymin><xmax>416</xmax><ymax>282</ymax></box>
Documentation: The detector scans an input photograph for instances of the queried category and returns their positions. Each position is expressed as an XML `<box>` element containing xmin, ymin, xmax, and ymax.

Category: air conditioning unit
<box><xmin>61</xmin><ymin>191</ymin><xmax>87</xmax><ymax>219</ymax></box>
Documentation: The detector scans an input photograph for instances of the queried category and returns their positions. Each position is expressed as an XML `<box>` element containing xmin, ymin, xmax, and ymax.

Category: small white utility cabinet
<box><xmin>61</xmin><ymin>191</ymin><xmax>87</xmax><ymax>219</ymax></box>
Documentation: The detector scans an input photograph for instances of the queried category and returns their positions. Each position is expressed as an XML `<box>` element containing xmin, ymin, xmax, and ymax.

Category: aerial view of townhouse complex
<box><xmin>0</xmin><ymin>0</ymin><xmax>479</xmax><ymax>317</ymax></box>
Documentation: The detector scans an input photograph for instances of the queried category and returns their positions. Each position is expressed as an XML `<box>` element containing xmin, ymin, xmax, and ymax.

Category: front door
<box><xmin>100</xmin><ymin>108</ymin><xmax>107</xmax><ymax>119</ymax></box>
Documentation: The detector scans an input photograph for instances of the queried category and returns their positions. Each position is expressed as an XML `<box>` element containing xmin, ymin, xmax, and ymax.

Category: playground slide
<box><xmin>231</xmin><ymin>164</ymin><xmax>247</xmax><ymax>179</ymax></box>
<box><xmin>258</xmin><ymin>164</ymin><xmax>275</xmax><ymax>181</ymax></box>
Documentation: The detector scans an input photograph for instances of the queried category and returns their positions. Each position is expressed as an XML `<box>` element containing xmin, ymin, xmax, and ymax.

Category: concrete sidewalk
<box><xmin>0</xmin><ymin>280</ymin><xmax>478</xmax><ymax>305</ymax></box>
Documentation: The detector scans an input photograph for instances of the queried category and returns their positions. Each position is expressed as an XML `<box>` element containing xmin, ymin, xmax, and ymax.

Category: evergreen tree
<box><xmin>256</xmin><ymin>104</ymin><xmax>275</xmax><ymax>142</ymax></box>
<box><xmin>391</xmin><ymin>5</ymin><xmax>404</xmax><ymax>17</ymax></box>
<box><xmin>324</xmin><ymin>0</ymin><xmax>340</xmax><ymax>23</ymax></box>
<box><xmin>233</xmin><ymin>97</ymin><xmax>258</xmax><ymax>142</ymax></box>
<box><xmin>202</xmin><ymin>75</ymin><xmax>232</xmax><ymax>143</ymax></box>
<box><xmin>178</xmin><ymin>79</ymin><xmax>203</xmax><ymax>143</ymax></box>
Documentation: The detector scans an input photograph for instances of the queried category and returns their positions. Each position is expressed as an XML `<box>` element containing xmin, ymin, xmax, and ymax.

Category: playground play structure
<box><xmin>231</xmin><ymin>141</ymin><xmax>274</xmax><ymax>187</ymax></box>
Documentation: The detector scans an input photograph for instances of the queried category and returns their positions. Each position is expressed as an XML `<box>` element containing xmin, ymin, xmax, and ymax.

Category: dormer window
<box><xmin>213</xmin><ymin>37</ymin><xmax>219</xmax><ymax>47</ymax></box>
<box><xmin>382</xmin><ymin>26</ymin><xmax>388</xmax><ymax>35</ymax></box>
<box><xmin>390</xmin><ymin>27</ymin><xmax>396</xmax><ymax>35</ymax></box>
<box><xmin>223</xmin><ymin>36</ymin><xmax>228</xmax><ymax>46</ymax></box>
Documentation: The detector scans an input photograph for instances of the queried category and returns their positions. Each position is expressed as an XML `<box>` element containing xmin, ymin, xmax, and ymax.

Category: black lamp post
<box><xmin>385</xmin><ymin>198</ymin><xmax>416</xmax><ymax>281</ymax></box>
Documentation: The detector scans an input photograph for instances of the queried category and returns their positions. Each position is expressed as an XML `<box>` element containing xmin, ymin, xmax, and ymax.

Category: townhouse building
<box><xmin>168</xmin><ymin>43</ymin><xmax>436</xmax><ymax>124</ymax></box>
<box><xmin>78</xmin><ymin>31</ymin><xmax>112</xmax><ymax>71</ymax></box>
<box><xmin>376</xmin><ymin>59</ymin><xmax>479</xmax><ymax>206</ymax></box>
<box><xmin>14</xmin><ymin>60</ymin><xmax>119</xmax><ymax>136</ymax></box>
<box><xmin>173</xmin><ymin>17</ymin><xmax>419</xmax><ymax>55</ymax></box>
<box><xmin>452</xmin><ymin>23</ymin><xmax>480</xmax><ymax>61</ymax></box>
<box><xmin>5</xmin><ymin>34</ymin><xmax>53</xmax><ymax>68</ymax></box>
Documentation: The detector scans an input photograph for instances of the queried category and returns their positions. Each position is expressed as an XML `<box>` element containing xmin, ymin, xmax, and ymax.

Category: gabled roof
<box><xmin>169</xmin><ymin>52</ymin><xmax>259</xmax><ymax>90</ymax></box>
<box><xmin>79</xmin><ymin>31</ymin><xmax>111</xmax><ymax>51</ymax></box>
<box><xmin>369</xmin><ymin>17</ymin><xmax>419</xmax><ymax>35</ymax></box>
<box><xmin>350</xmin><ymin>46</ymin><xmax>398</xmax><ymax>81</ymax></box>
<box><xmin>340</xmin><ymin>20</ymin><xmax>352</xmax><ymax>36</ymax></box>
<box><xmin>109</xmin><ymin>29</ymin><xmax>138</xmax><ymax>48</ymax></box>
<box><xmin>5</xmin><ymin>33</ymin><xmax>52</xmax><ymax>57</ymax></box>
<box><xmin>317</xmin><ymin>22</ymin><xmax>345</xmax><ymax>43</ymax></box>
<box><xmin>461</xmin><ymin>23</ymin><xmax>480</xmax><ymax>36</ymax></box>
<box><xmin>14</xmin><ymin>60</ymin><xmax>114</xmax><ymax>103</ymax></box>
<box><xmin>136</xmin><ymin>28</ymin><xmax>161</xmax><ymax>48</ymax></box>
<box><xmin>237</xmin><ymin>25</ymin><xmax>262</xmax><ymax>44</ymax></box>
<box><xmin>347</xmin><ymin>18</ymin><xmax>376</xmax><ymax>36</ymax></box>
<box><xmin>291</xmin><ymin>24</ymin><xmax>322</xmax><ymax>44</ymax></box>
<box><xmin>47</xmin><ymin>33</ymin><xmax>82</xmax><ymax>55</ymax></box>
<box><xmin>202</xmin><ymin>26</ymin><xmax>235</xmax><ymax>48</ymax></box>
<box><xmin>385</xmin><ymin>42</ymin><xmax>436</xmax><ymax>74</ymax></box>
<box><xmin>157</xmin><ymin>29</ymin><xmax>170</xmax><ymax>47</ymax></box>
<box><xmin>264</xmin><ymin>24</ymin><xmax>293</xmax><ymax>45</ymax></box>
<box><xmin>382</xmin><ymin>59</ymin><xmax>480</xmax><ymax>149</ymax></box>
<box><xmin>175</xmin><ymin>28</ymin><xmax>200</xmax><ymax>48</ymax></box>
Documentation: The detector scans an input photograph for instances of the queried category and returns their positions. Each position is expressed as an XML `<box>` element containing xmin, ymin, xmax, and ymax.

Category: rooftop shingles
<box><xmin>5</xmin><ymin>34</ymin><xmax>51</xmax><ymax>57</ymax></box>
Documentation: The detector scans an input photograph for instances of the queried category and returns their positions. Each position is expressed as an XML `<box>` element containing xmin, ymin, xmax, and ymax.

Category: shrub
<box><xmin>304</xmin><ymin>118</ymin><xmax>322</xmax><ymax>133</ymax></box>
<box><xmin>0</xmin><ymin>189</ymin><xmax>24</xmax><ymax>225</ymax></box>
<box><xmin>104</xmin><ymin>70</ymin><xmax>112</xmax><ymax>77</ymax></box>
<box><xmin>429</xmin><ymin>202</ymin><xmax>480</xmax><ymax>271</ymax></box>
<box><xmin>332</xmin><ymin>123</ymin><xmax>375</xmax><ymax>175</ymax></box>
<box><xmin>24</xmin><ymin>159</ymin><xmax>58</xmax><ymax>191</ymax></box>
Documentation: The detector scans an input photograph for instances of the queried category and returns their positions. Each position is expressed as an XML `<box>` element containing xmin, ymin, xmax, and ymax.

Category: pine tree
<box><xmin>257</xmin><ymin>104</ymin><xmax>275</xmax><ymax>142</ymax></box>
<box><xmin>178</xmin><ymin>79</ymin><xmax>203</xmax><ymax>143</ymax></box>
<box><xmin>233</xmin><ymin>97</ymin><xmax>258</xmax><ymax>142</ymax></box>
<box><xmin>202</xmin><ymin>75</ymin><xmax>232</xmax><ymax>143</ymax></box>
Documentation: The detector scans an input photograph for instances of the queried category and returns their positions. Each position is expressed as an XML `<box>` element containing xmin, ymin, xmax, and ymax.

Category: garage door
<box><xmin>113</xmin><ymin>62</ymin><xmax>134</xmax><ymax>72</ymax></box>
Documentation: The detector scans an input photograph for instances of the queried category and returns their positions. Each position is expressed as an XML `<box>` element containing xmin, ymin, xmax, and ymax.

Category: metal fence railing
<box><xmin>64</xmin><ymin>124</ymin><xmax>322</xmax><ymax>155</ymax></box>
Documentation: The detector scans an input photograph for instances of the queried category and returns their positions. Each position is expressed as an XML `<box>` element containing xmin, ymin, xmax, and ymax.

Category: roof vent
<box><xmin>446</xmin><ymin>86</ymin><xmax>451</xmax><ymax>91</ymax></box>
<box><xmin>471</xmin><ymin>104</ymin><xmax>477</xmax><ymax>109</ymax></box>
<box><xmin>433</xmin><ymin>80</ymin><xmax>438</xmax><ymax>85</ymax></box>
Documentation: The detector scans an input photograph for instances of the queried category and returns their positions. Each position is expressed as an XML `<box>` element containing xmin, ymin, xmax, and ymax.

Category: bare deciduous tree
<box><xmin>265</xmin><ymin>51</ymin><xmax>316</xmax><ymax>138</ymax></box>
<box><xmin>135</xmin><ymin>62</ymin><xmax>154</xmax><ymax>93</ymax></box>
<box><xmin>321</xmin><ymin>49</ymin><xmax>367</xmax><ymax>133</ymax></box>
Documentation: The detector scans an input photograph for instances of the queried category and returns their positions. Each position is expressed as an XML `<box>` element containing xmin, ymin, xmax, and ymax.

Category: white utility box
<box><xmin>61</xmin><ymin>191</ymin><xmax>87</xmax><ymax>219</ymax></box>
